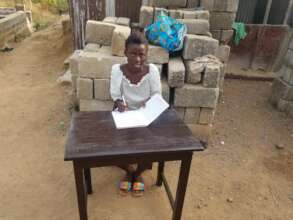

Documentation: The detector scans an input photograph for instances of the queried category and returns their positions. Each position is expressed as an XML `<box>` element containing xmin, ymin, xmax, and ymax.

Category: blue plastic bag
<box><xmin>145</xmin><ymin>11</ymin><xmax>187</xmax><ymax>52</ymax></box>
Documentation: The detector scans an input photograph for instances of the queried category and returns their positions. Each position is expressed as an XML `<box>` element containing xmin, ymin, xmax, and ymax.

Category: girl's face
<box><xmin>125</xmin><ymin>44</ymin><xmax>148</xmax><ymax>69</ymax></box>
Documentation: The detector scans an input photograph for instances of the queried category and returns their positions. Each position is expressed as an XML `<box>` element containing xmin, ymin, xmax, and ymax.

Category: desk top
<box><xmin>64</xmin><ymin>109</ymin><xmax>203</xmax><ymax>161</ymax></box>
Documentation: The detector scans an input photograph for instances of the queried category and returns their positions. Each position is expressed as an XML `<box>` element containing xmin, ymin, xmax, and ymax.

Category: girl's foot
<box><xmin>119</xmin><ymin>174</ymin><xmax>132</xmax><ymax>196</ymax></box>
<box><xmin>132</xmin><ymin>175</ymin><xmax>145</xmax><ymax>197</ymax></box>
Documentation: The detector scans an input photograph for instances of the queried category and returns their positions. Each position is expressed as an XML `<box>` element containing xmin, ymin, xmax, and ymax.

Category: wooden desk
<box><xmin>64</xmin><ymin>109</ymin><xmax>203</xmax><ymax>220</ymax></box>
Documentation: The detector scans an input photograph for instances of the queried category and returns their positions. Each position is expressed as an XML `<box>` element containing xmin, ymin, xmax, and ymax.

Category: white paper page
<box><xmin>140</xmin><ymin>94</ymin><xmax>169</xmax><ymax>126</ymax></box>
<box><xmin>111</xmin><ymin>110</ymin><xmax>148</xmax><ymax>129</ymax></box>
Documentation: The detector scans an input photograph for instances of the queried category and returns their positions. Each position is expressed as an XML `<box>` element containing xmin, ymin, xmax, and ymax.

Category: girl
<box><xmin>110</xmin><ymin>32</ymin><xmax>162</xmax><ymax>196</ymax></box>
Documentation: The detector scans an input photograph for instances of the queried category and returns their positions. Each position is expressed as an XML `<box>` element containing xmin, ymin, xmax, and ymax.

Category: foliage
<box><xmin>32</xmin><ymin>0</ymin><xmax>68</xmax><ymax>13</ymax></box>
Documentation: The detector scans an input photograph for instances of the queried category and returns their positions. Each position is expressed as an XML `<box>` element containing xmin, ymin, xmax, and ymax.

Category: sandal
<box><xmin>132</xmin><ymin>181</ymin><xmax>145</xmax><ymax>197</ymax></box>
<box><xmin>119</xmin><ymin>181</ymin><xmax>132</xmax><ymax>196</ymax></box>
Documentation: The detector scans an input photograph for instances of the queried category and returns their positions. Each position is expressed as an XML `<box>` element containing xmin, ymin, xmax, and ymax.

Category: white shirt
<box><xmin>110</xmin><ymin>63</ymin><xmax>162</xmax><ymax>110</ymax></box>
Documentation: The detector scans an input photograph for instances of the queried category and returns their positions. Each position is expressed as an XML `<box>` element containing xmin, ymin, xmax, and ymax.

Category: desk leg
<box><xmin>73</xmin><ymin>162</ymin><xmax>88</xmax><ymax>220</ymax></box>
<box><xmin>172</xmin><ymin>154</ymin><xmax>192</xmax><ymax>220</ymax></box>
<box><xmin>84</xmin><ymin>168</ymin><xmax>92</xmax><ymax>194</ymax></box>
<box><xmin>156</xmin><ymin>161</ymin><xmax>165</xmax><ymax>186</ymax></box>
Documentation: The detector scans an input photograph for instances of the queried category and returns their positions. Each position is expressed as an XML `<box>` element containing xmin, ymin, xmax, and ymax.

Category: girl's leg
<box><xmin>132</xmin><ymin>163</ymin><xmax>152</xmax><ymax>196</ymax></box>
<box><xmin>118</xmin><ymin>165</ymin><xmax>135</xmax><ymax>196</ymax></box>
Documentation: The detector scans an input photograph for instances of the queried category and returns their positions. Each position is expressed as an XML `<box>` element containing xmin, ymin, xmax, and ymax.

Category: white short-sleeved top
<box><xmin>110</xmin><ymin>63</ymin><xmax>162</xmax><ymax>110</ymax></box>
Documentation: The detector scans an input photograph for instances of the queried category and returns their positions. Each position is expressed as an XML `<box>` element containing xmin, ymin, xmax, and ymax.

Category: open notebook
<box><xmin>111</xmin><ymin>94</ymin><xmax>169</xmax><ymax>129</ymax></box>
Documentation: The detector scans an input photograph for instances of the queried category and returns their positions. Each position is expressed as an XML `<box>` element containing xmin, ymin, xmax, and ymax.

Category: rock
<box><xmin>275</xmin><ymin>143</ymin><xmax>285</xmax><ymax>150</ymax></box>
<box><xmin>85</xmin><ymin>20</ymin><xmax>116</xmax><ymax>45</ymax></box>
<box><xmin>168</xmin><ymin>57</ymin><xmax>185</xmax><ymax>88</ymax></box>
<box><xmin>227</xmin><ymin>197</ymin><xmax>233</xmax><ymax>203</ymax></box>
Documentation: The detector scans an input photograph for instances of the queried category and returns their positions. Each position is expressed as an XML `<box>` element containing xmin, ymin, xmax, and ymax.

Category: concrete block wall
<box><xmin>270</xmin><ymin>37</ymin><xmax>293</xmax><ymax>118</ymax></box>
<box><xmin>0</xmin><ymin>11</ymin><xmax>32</xmax><ymax>48</ymax></box>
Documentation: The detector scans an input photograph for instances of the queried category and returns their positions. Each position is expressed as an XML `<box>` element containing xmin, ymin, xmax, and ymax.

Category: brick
<box><xmin>198</xmin><ymin>108</ymin><xmax>215</xmax><ymax>124</ymax></box>
<box><xmin>215</xmin><ymin>45</ymin><xmax>230</xmax><ymax>63</ymax></box>
<box><xmin>84</xmin><ymin>43</ymin><xmax>101</xmax><ymax>52</ymax></box>
<box><xmin>186</xmin><ymin>0</ymin><xmax>200</xmax><ymax>8</ymax></box>
<box><xmin>168</xmin><ymin>57</ymin><xmax>185</xmax><ymax>88</ymax></box>
<box><xmin>183</xmin><ymin>34</ymin><xmax>219</xmax><ymax>60</ymax></box>
<box><xmin>185</xmin><ymin>60</ymin><xmax>204</xmax><ymax>84</ymax></box>
<box><xmin>103</xmin><ymin>17</ymin><xmax>118</xmax><ymax>24</ymax></box>
<box><xmin>78</xmin><ymin>50</ymin><xmax>127</xmax><ymax>79</ymax></box>
<box><xmin>116</xmin><ymin>17</ymin><xmax>130</xmax><ymax>26</ymax></box>
<box><xmin>85</xmin><ymin>20</ymin><xmax>115</xmax><ymax>45</ymax></box>
<box><xmin>79</xmin><ymin>100</ymin><xmax>114</xmax><ymax>111</ymax></box>
<box><xmin>111</xmin><ymin>25</ymin><xmax>131</xmax><ymax>57</ymax></box>
<box><xmin>149</xmin><ymin>0</ymin><xmax>187</xmax><ymax>7</ymax></box>
<box><xmin>270</xmin><ymin>78</ymin><xmax>293</xmax><ymax>105</ymax></box>
<box><xmin>210</xmin><ymin>12</ymin><xmax>236</xmax><ymax>30</ymax></box>
<box><xmin>174</xmin><ymin>107</ymin><xmax>185</xmax><ymax>120</ymax></box>
<box><xmin>169</xmin><ymin>10</ymin><xmax>182</xmax><ymax>19</ymax></box>
<box><xmin>69</xmin><ymin>50</ymin><xmax>82</xmax><ymax>75</ymax></box>
<box><xmin>213</xmin><ymin>0</ymin><xmax>239</xmax><ymax>12</ymax></box>
<box><xmin>177</xmin><ymin>19</ymin><xmax>210</xmax><ymax>36</ymax></box>
<box><xmin>284</xmin><ymin>49</ymin><xmax>293</xmax><ymax>68</ymax></box>
<box><xmin>77</xmin><ymin>78</ymin><xmax>94</xmax><ymax>100</ymax></box>
<box><xmin>139</xmin><ymin>6</ymin><xmax>154</xmax><ymax>28</ymax></box>
<box><xmin>94</xmin><ymin>79</ymin><xmax>111</xmax><ymax>100</ymax></box>
<box><xmin>174</xmin><ymin>84</ymin><xmax>219</xmax><ymax>108</ymax></box>
<box><xmin>203</xmin><ymin>62</ymin><xmax>221</xmax><ymax>88</ymax></box>
<box><xmin>147</xmin><ymin>45</ymin><xmax>169</xmax><ymax>64</ymax></box>
<box><xmin>161</xmin><ymin>79</ymin><xmax>170</xmax><ymax>103</ymax></box>
<box><xmin>281</xmin><ymin>66</ymin><xmax>293</xmax><ymax>86</ymax></box>
<box><xmin>187</xmin><ymin>123</ymin><xmax>212</xmax><ymax>143</ymax></box>
<box><xmin>184</xmin><ymin>107</ymin><xmax>200</xmax><ymax>123</ymax></box>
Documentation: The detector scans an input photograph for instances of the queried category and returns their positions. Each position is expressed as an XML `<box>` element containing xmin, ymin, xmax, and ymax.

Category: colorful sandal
<box><xmin>132</xmin><ymin>182</ymin><xmax>145</xmax><ymax>197</ymax></box>
<box><xmin>119</xmin><ymin>181</ymin><xmax>132</xmax><ymax>196</ymax></box>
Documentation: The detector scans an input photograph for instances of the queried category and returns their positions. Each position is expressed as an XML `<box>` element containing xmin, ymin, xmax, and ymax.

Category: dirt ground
<box><xmin>1</xmin><ymin>22</ymin><xmax>293</xmax><ymax>220</ymax></box>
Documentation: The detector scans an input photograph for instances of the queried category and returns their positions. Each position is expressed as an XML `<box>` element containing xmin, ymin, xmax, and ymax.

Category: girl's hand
<box><xmin>140</xmin><ymin>98</ymin><xmax>150</xmax><ymax>108</ymax></box>
<box><xmin>115</xmin><ymin>100</ymin><xmax>128</xmax><ymax>112</ymax></box>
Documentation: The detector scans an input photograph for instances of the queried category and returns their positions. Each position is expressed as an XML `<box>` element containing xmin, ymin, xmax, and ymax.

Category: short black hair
<box><xmin>125</xmin><ymin>31</ymin><xmax>148</xmax><ymax>49</ymax></box>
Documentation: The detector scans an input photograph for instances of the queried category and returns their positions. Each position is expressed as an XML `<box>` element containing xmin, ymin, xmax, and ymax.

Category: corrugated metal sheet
<box><xmin>235</xmin><ymin>0</ymin><xmax>258</xmax><ymax>23</ymax></box>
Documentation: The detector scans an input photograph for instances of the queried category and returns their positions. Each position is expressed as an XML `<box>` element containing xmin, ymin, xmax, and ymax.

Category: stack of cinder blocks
<box><xmin>139</xmin><ymin>0</ymin><xmax>233</xmax><ymax>142</ymax></box>
<box><xmin>270</xmin><ymin>37</ymin><xmax>293</xmax><ymax>118</ymax></box>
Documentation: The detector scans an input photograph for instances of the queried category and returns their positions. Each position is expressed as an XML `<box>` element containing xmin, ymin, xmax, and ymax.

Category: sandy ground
<box><xmin>1</xmin><ymin>22</ymin><xmax>293</xmax><ymax>220</ymax></box>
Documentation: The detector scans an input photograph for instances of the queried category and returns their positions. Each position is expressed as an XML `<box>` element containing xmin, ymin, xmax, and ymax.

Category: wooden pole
<box><xmin>263</xmin><ymin>0</ymin><xmax>272</xmax><ymax>24</ymax></box>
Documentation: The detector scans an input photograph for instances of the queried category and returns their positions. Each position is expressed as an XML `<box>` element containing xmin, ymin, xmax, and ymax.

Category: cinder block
<box><xmin>116</xmin><ymin>17</ymin><xmax>130</xmax><ymax>26</ymax></box>
<box><xmin>161</xmin><ymin>79</ymin><xmax>170</xmax><ymax>103</ymax></box>
<box><xmin>69</xmin><ymin>50</ymin><xmax>82</xmax><ymax>75</ymax></box>
<box><xmin>79</xmin><ymin>100</ymin><xmax>114</xmax><ymax>111</ymax></box>
<box><xmin>281</xmin><ymin>66</ymin><xmax>293</xmax><ymax>86</ymax></box>
<box><xmin>169</xmin><ymin>10</ymin><xmax>182</xmax><ymax>19</ymax></box>
<box><xmin>168</xmin><ymin>57</ymin><xmax>185</xmax><ymax>88</ymax></box>
<box><xmin>72</xmin><ymin>75</ymin><xmax>78</xmax><ymax>91</ymax></box>
<box><xmin>174</xmin><ymin>107</ymin><xmax>185</xmax><ymax>120</ymax></box>
<box><xmin>213</xmin><ymin>0</ymin><xmax>239</xmax><ymax>12</ymax></box>
<box><xmin>147</xmin><ymin>45</ymin><xmax>169</xmax><ymax>64</ymax></box>
<box><xmin>185</xmin><ymin>60</ymin><xmax>204</xmax><ymax>84</ymax></box>
<box><xmin>199</xmin><ymin>108</ymin><xmax>215</xmax><ymax>124</ymax></box>
<box><xmin>221</xmin><ymin>30</ymin><xmax>234</xmax><ymax>43</ymax></box>
<box><xmin>140</xmin><ymin>6</ymin><xmax>154</xmax><ymax>28</ymax></box>
<box><xmin>78</xmin><ymin>50</ymin><xmax>127</xmax><ymax>79</ymax></box>
<box><xmin>270</xmin><ymin>78</ymin><xmax>293</xmax><ymax>105</ymax></box>
<box><xmin>77</xmin><ymin>78</ymin><xmax>94</xmax><ymax>100</ymax></box>
<box><xmin>194</xmin><ymin>10</ymin><xmax>210</xmax><ymax>20</ymax></box>
<box><xmin>184</xmin><ymin>107</ymin><xmax>200</xmax><ymax>123</ymax></box>
<box><xmin>210</xmin><ymin>12</ymin><xmax>236</xmax><ymax>30</ymax></box>
<box><xmin>94</xmin><ymin>79</ymin><xmax>111</xmax><ymax>100</ymax></box>
<box><xmin>85</xmin><ymin>20</ymin><xmax>115</xmax><ymax>45</ymax></box>
<box><xmin>175</xmin><ymin>84</ymin><xmax>219</xmax><ymax>108</ymax></box>
<box><xmin>201</xmin><ymin>0</ymin><xmax>214</xmax><ymax>11</ymax></box>
<box><xmin>177</xmin><ymin>19</ymin><xmax>210</xmax><ymax>36</ymax></box>
<box><xmin>84</xmin><ymin>43</ymin><xmax>101</xmax><ymax>52</ymax></box>
<box><xmin>277</xmin><ymin>99</ymin><xmax>293</xmax><ymax>117</ymax></box>
<box><xmin>183</xmin><ymin>11</ymin><xmax>196</xmax><ymax>19</ymax></box>
<box><xmin>103</xmin><ymin>17</ymin><xmax>118</xmax><ymax>24</ymax></box>
<box><xmin>183</xmin><ymin>34</ymin><xmax>219</xmax><ymax>60</ymax></box>
<box><xmin>149</xmin><ymin>0</ymin><xmax>187</xmax><ymax>7</ymax></box>
<box><xmin>186</xmin><ymin>0</ymin><xmax>200</xmax><ymax>8</ymax></box>
<box><xmin>203</xmin><ymin>63</ymin><xmax>221</xmax><ymax>88</ymax></box>
<box><xmin>215</xmin><ymin>45</ymin><xmax>230</xmax><ymax>63</ymax></box>
<box><xmin>111</xmin><ymin>25</ymin><xmax>131</xmax><ymax>57</ymax></box>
